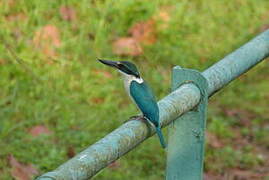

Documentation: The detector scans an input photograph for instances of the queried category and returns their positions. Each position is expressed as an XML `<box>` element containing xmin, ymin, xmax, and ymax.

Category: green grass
<box><xmin>0</xmin><ymin>0</ymin><xmax>269</xmax><ymax>179</ymax></box>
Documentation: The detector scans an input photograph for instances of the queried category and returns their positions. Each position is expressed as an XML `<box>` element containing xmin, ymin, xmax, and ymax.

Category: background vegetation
<box><xmin>0</xmin><ymin>0</ymin><xmax>268</xmax><ymax>179</ymax></box>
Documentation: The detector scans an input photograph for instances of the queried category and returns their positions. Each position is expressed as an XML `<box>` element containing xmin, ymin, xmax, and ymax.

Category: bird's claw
<box><xmin>124</xmin><ymin>115</ymin><xmax>146</xmax><ymax>123</ymax></box>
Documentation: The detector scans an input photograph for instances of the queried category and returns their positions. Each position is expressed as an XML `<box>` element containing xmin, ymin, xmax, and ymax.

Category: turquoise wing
<box><xmin>130</xmin><ymin>80</ymin><xmax>166</xmax><ymax>148</ymax></box>
<box><xmin>129</xmin><ymin>81</ymin><xmax>159</xmax><ymax>126</ymax></box>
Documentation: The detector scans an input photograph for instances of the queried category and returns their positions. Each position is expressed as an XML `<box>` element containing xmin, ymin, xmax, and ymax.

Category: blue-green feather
<box><xmin>130</xmin><ymin>81</ymin><xmax>166</xmax><ymax>148</ymax></box>
<box><xmin>156</xmin><ymin>127</ymin><xmax>166</xmax><ymax>148</ymax></box>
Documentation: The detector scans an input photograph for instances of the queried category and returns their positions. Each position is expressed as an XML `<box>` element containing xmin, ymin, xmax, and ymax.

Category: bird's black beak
<box><xmin>98</xmin><ymin>59</ymin><xmax>120</xmax><ymax>69</ymax></box>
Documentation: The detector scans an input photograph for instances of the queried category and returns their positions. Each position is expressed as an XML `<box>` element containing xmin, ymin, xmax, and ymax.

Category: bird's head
<box><xmin>98</xmin><ymin>59</ymin><xmax>140</xmax><ymax>78</ymax></box>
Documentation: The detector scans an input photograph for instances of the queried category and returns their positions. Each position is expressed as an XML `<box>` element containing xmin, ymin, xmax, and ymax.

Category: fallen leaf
<box><xmin>223</xmin><ymin>108</ymin><xmax>254</xmax><ymax>127</ymax></box>
<box><xmin>158</xmin><ymin>11</ymin><xmax>171</xmax><ymax>22</ymax></box>
<box><xmin>92</xmin><ymin>69</ymin><xmax>113</xmax><ymax>78</ymax></box>
<box><xmin>258</xmin><ymin>24</ymin><xmax>269</xmax><ymax>33</ymax></box>
<box><xmin>128</xmin><ymin>19</ymin><xmax>157</xmax><ymax>45</ymax></box>
<box><xmin>204</xmin><ymin>173</ymin><xmax>224</xmax><ymax>180</ymax></box>
<box><xmin>153</xmin><ymin>6</ymin><xmax>173</xmax><ymax>31</ymax></box>
<box><xmin>112</xmin><ymin>37</ymin><xmax>143</xmax><ymax>56</ymax></box>
<box><xmin>29</xmin><ymin>125</ymin><xmax>51</xmax><ymax>137</ymax></box>
<box><xmin>229</xmin><ymin>169</ymin><xmax>266</xmax><ymax>179</ymax></box>
<box><xmin>0</xmin><ymin>59</ymin><xmax>7</xmax><ymax>65</ymax></box>
<box><xmin>112</xmin><ymin>18</ymin><xmax>158</xmax><ymax>56</ymax></box>
<box><xmin>67</xmin><ymin>146</ymin><xmax>75</xmax><ymax>158</ymax></box>
<box><xmin>8</xmin><ymin>155</ymin><xmax>39</xmax><ymax>180</ymax></box>
<box><xmin>60</xmin><ymin>6</ymin><xmax>76</xmax><ymax>21</ymax></box>
<box><xmin>5</xmin><ymin>13</ymin><xmax>27</xmax><ymax>22</ymax></box>
<box><xmin>118</xmin><ymin>98</ymin><xmax>130</xmax><ymax>108</ymax></box>
<box><xmin>6</xmin><ymin>0</ymin><xmax>16</xmax><ymax>8</ymax></box>
<box><xmin>90</xmin><ymin>97</ymin><xmax>105</xmax><ymax>104</ymax></box>
<box><xmin>108</xmin><ymin>161</ymin><xmax>120</xmax><ymax>170</ymax></box>
<box><xmin>206</xmin><ymin>132</ymin><xmax>223</xmax><ymax>148</ymax></box>
<box><xmin>33</xmin><ymin>25</ymin><xmax>61</xmax><ymax>58</ymax></box>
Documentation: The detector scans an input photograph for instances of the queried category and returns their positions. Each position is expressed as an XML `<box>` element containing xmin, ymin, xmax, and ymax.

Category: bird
<box><xmin>98</xmin><ymin>59</ymin><xmax>166</xmax><ymax>148</ymax></box>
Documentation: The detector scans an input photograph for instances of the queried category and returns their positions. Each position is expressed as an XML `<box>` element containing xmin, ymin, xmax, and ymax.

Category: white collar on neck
<box><xmin>134</xmin><ymin>77</ymin><xmax>143</xmax><ymax>83</ymax></box>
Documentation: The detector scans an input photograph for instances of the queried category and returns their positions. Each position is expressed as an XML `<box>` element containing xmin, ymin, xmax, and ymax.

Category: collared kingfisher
<box><xmin>98</xmin><ymin>59</ymin><xmax>166</xmax><ymax>148</ymax></box>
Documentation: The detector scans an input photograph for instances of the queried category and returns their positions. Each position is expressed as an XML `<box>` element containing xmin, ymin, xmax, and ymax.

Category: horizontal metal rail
<box><xmin>37</xmin><ymin>30</ymin><xmax>269</xmax><ymax>180</ymax></box>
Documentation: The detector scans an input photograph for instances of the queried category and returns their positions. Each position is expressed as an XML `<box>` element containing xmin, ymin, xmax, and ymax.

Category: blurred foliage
<box><xmin>0</xmin><ymin>0</ymin><xmax>269</xmax><ymax>179</ymax></box>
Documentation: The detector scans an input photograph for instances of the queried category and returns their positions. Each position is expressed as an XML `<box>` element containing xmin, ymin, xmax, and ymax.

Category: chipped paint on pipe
<box><xmin>37</xmin><ymin>30</ymin><xmax>269</xmax><ymax>180</ymax></box>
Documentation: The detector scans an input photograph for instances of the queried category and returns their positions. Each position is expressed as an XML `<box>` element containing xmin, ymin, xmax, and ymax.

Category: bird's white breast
<box><xmin>118</xmin><ymin>71</ymin><xmax>144</xmax><ymax>111</ymax></box>
<box><xmin>118</xmin><ymin>71</ymin><xmax>143</xmax><ymax>96</ymax></box>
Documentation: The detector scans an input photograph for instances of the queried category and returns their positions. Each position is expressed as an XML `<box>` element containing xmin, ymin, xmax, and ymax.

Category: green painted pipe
<box><xmin>37</xmin><ymin>30</ymin><xmax>269</xmax><ymax>180</ymax></box>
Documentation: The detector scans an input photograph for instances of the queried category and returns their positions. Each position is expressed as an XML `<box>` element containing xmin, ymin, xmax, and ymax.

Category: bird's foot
<box><xmin>130</xmin><ymin>115</ymin><xmax>145</xmax><ymax>121</ymax></box>
<box><xmin>124</xmin><ymin>115</ymin><xmax>146</xmax><ymax>123</ymax></box>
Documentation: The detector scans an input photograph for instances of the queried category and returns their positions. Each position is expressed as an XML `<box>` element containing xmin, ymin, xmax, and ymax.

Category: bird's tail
<box><xmin>156</xmin><ymin>127</ymin><xmax>166</xmax><ymax>148</ymax></box>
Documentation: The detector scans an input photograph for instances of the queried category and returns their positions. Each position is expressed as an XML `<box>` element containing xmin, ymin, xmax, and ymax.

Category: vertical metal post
<box><xmin>166</xmin><ymin>66</ymin><xmax>208</xmax><ymax>180</ymax></box>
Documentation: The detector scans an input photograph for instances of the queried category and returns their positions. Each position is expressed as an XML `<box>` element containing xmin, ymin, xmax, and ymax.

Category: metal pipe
<box><xmin>37</xmin><ymin>30</ymin><xmax>269</xmax><ymax>180</ymax></box>
<box><xmin>37</xmin><ymin>83</ymin><xmax>201</xmax><ymax>180</ymax></box>
<box><xmin>202</xmin><ymin>30</ymin><xmax>269</xmax><ymax>95</ymax></box>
